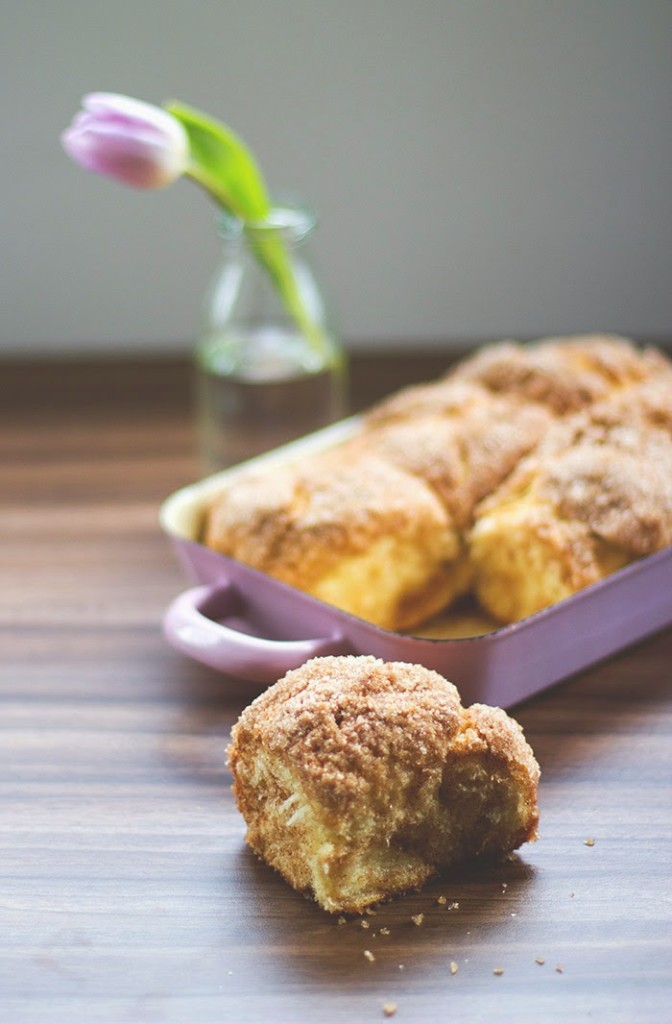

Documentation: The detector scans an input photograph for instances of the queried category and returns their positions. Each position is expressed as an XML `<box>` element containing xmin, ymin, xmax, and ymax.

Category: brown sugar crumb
<box><xmin>436</xmin><ymin>895</ymin><xmax>448</xmax><ymax>905</ymax></box>
<box><xmin>411</xmin><ymin>913</ymin><xmax>425</xmax><ymax>926</ymax></box>
<box><xmin>584</xmin><ymin>837</ymin><xmax>596</xmax><ymax>846</ymax></box>
<box><xmin>361</xmin><ymin>919</ymin><xmax>371</xmax><ymax>929</ymax></box>
<box><xmin>449</xmin><ymin>961</ymin><xmax>459</xmax><ymax>975</ymax></box>
<box><xmin>382</xmin><ymin>1003</ymin><xmax>398</xmax><ymax>1018</ymax></box>
<box><xmin>535</xmin><ymin>957</ymin><xmax>546</xmax><ymax>965</ymax></box>
<box><xmin>364</xmin><ymin>950</ymin><xmax>376</xmax><ymax>962</ymax></box>
<box><xmin>493</xmin><ymin>966</ymin><xmax>504</xmax><ymax>976</ymax></box>
<box><xmin>555</xmin><ymin>964</ymin><xmax>564</xmax><ymax>973</ymax></box>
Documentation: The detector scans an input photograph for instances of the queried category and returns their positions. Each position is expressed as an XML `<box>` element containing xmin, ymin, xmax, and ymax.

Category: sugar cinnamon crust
<box><xmin>469</xmin><ymin>381</ymin><xmax>672</xmax><ymax>621</ymax></box>
<box><xmin>202</xmin><ymin>449</ymin><xmax>465</xmax><ymax>630</ymax></box>
<box><xmin>229</xmin><ymin>655</ymin><xmax>540</xmax><ymax>914</ymax></box>
<box><xmin>449</xmin><ymin>333</ymin><xmax>666</xmax><ymax>414</ymax></box>
<box><xmin>352</xmin><ymin>393</ymin><xmax>552</xmax><ymax>528</ymax></box>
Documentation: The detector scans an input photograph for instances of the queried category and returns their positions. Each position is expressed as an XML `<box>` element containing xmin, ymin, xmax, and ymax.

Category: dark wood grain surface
<box><xmin>2</xmin><ymin>351</ymin><xmax>671</xmax><ymax>1024</ymax></box>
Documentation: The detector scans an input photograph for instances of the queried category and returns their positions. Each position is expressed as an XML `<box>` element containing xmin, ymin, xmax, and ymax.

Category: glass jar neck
<box><xmin>217</xmin><ymin>203</ymin><xmax>316</xmax><ymax>249</ymax></box>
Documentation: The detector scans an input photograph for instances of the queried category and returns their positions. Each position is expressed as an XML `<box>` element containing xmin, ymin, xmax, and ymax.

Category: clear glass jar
<box><xmin>195</xmin><ymin>202</ymin><xmax>347</xmax><ymax>472</ymax></box>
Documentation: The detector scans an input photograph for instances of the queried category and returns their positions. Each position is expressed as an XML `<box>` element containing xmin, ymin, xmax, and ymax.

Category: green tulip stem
<box><xmin>169</xmin><ymin>101</ymin><xmax>328</xmax><ymax>356</ymax></box>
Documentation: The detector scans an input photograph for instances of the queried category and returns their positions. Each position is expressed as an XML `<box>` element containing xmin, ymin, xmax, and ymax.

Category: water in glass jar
<box><xmin>196</xmin><ymin>328</ymin><xmax>346</xmax><ymax>472</ymax></box>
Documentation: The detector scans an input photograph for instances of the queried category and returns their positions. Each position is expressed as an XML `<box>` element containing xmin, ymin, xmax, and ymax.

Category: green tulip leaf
<box><xmin>165</xmin><ymin>100</ymin><xmax>270</xmax><ymax>221</ymax></box>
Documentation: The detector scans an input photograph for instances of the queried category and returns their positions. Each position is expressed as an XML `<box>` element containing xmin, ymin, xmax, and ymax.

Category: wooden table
<box><xmin>2</xmin><ymin>352</ymin><xmax>671</xmax><ymax>1024</ymax></box>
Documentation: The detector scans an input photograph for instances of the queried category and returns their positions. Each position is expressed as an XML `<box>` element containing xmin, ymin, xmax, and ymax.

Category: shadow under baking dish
<box><xmin>160</xmin><ymin>418</ymin><xmax>672</xmax><ymax>708</ymax></box>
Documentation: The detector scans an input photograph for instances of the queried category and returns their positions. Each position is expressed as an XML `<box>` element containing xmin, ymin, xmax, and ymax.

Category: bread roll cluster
<box><xmin>203</xmin><ymin>334</ymin><xmax>672</xmax><ymax>629</ymax></box>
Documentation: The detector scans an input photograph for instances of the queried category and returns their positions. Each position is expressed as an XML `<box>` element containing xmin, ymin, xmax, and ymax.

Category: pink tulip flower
<box><xmin>61</xmin><ymin>90</ymin><xmax>326</xmax><ymax>352</ymax></box>
<box><xmin>61</xmin><ymin>92</ymin><xmax>189</xmax><ymax>189</ymax></box>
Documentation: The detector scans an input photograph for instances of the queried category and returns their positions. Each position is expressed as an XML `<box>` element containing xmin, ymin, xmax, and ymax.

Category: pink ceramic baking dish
<box><xmin>160</xmin><ymin>418</ymin><xmax>672</xmax><ymax>708</ymax></box>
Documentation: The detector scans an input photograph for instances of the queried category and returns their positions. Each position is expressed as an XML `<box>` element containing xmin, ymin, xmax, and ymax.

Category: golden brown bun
<box><xmin>363</xmin><ymin>377</ymin><xmax>494</xmax><ymax>428</ymax></box>
<box><xmin>469</xmin><ymin>380</ymin><xmax>672</xmax><ymax>622</ymax></box>
<box><xmin>228</xmin><ymin>655</ymin><xmax>540</xmax><ymax>913</ymax></box>
<box><xmin>352</xmin><ymin>391</ymin><xmax>552</xmax><ymax>528</ymax></box>
<box><xmin>449</xmin><ymin>333</ymin><xmax>666</xmax><ymax>414</ymax></box>
<box><xmin>203</xmin><ymin>448</ymin><xmax>467</xmax><ymax>631</ymax></box>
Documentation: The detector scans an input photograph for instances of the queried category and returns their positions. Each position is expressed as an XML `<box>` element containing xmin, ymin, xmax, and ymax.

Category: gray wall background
<box><xmin>2</xmin><ymin>0</ymin><xmax>671</xmax><ymax>356</ymax></box>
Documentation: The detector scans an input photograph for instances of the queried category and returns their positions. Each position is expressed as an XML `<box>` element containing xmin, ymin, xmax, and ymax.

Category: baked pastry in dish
<box><xmin>202</xmin><ymin>333</ymin><xmax>672</xmax><ymax>630</ymax></box>
<box><xmin>228</xmin><ymin>655</ymin><xmax>540</xmax><ymax>913</ymax></box>
<box><xmin>469</xmin><ymin>379</ymin><xmax>672</xmax><ymax>622</ymax></box>
<box><xmin>203</xmin><ymin>448</ymin><xmax>467</xmax><ymax>631</ymax></box>
<box><xmin>350</xmin><ymin>389</ymin><xmax>552</xmax><ymax>530</ymax></box>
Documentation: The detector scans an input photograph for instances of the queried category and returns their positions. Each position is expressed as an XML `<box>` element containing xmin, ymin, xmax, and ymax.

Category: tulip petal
<box><xmin>62</xmin><ymin>92</ymin><xmax>189</xmax><ymax>189</ymax></box>
<box><xmin>84</xmin><ymin>92</ymin><xmax>187</xmax><ymax>148</ymax></box>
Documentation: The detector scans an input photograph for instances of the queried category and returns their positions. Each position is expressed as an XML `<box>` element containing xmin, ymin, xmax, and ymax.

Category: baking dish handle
<box><xmin>163</xmin><ymin>583</ymin><xmax>347</xmax><ymax>683</ymax></box>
